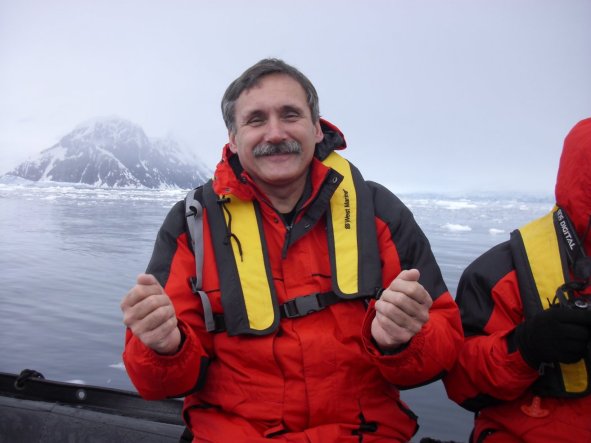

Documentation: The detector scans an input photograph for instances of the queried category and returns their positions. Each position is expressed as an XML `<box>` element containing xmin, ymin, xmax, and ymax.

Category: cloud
<box><xmin>1</xmin><ymin>0</ymin><xmax>590</xmax><ymax>193</ymax></box>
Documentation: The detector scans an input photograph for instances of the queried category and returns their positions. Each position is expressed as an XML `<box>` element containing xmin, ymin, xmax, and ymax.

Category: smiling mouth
<box><xmin>266</xmin><ymin>151</ymin><xmax>298</xmax><ymax>156</ymax></box>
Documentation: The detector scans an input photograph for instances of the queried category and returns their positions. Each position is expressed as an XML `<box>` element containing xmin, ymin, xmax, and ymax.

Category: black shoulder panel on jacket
<box><xmin>368</xmin><ymin>181</ymin><xmax>448</xmax><ymax>301</ymax></box>
<box><xmin>455</xmin><ymin>241</ymin><xmax>515</xmax><ymax>337</ymax></box>
<box><xmin>145</xmin><ymin>200</ymin><xmax>187</xmax><ymax>288</ymax></box>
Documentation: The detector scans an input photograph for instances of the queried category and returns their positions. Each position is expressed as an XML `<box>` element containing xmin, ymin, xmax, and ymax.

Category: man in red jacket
<box><xmin>444</xmin><ymin>118</ymin><xmax>591</xmax><ymax>442</ymax></box>
<box><xmin>121</xmin><ymin>58</ymin><xmax>462</xmax><ymax>442</ymax></box>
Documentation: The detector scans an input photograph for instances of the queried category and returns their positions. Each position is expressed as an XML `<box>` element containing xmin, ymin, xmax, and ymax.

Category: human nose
<box><xmin>263</xmin><ymin>116</ymin><xmax>287</xmax><ymax>143</ymax></box>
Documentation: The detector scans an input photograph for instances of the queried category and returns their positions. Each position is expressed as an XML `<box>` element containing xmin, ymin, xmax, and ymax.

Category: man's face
<box><xmin>229</xmin><ymin>73</ymin><xmax>324</xmax><ymax>191</ymax></box>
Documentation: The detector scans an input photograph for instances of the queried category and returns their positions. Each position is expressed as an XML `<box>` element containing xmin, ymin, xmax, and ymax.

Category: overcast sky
<box><xmin>1</xmin><ymin>0</ymin><xmax>590</xmax><ymax>194</ymax></box>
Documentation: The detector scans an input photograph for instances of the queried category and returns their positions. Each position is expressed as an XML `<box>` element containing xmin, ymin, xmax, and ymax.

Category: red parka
<box><xmin>444</xmin><ymin>118</ymin><xmax>591</xmax><ymax>442</ymax></box>
<box><xmin>123</xmin><ymin>120</ymin><xmax>463</xmax><ymax>442</ymax></box>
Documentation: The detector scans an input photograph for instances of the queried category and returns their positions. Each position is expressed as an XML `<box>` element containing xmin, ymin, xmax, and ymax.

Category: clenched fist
<box><xmin>371</xmin><ymin>269</ymin><xmax>433</xmax><ymax>352</ymax></box>
<box><xmin>121</xmin><ymin>274</ymin><xmax>181</xmax><ymax>355</ymax></box>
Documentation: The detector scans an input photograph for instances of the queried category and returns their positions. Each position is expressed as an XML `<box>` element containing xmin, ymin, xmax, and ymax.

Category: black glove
<box><xmin>513</xmin><ymin>307</ymin><xmax>591</xmax><ymax>369</ymax></box>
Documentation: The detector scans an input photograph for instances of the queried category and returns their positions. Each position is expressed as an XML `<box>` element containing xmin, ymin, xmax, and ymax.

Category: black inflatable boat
<box><xmin>0</xmin><ymin>369</ymin><xmax>189</xmax><ymax>443</ymax></box>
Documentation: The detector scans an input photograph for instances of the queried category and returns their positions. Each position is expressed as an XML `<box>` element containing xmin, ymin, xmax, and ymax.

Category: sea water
<box><xmin>0</xmin><ymin>183</ymin><xmax>553</xmax><ymax>442</ymax></box>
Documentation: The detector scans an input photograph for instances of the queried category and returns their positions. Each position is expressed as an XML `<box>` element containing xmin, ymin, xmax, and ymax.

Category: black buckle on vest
<box><xmin>281</xmin><ymin>293</ymin><xmax>323</xmax><ymax>318</ymax></box>
<box><xmin>281</xmin><ymin>292</ymin><xmax>345</xmax><ymax>319</ymax></box>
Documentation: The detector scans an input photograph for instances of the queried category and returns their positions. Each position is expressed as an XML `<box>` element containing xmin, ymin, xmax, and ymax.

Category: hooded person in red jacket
<box><xmin>444</xmin><ymin>118</ymin><xmax>591</xmax><ymax>442</ymax></box>
<box><xmin>120</xmin><ymin>58</ymin><xmax>463</xmax><ymax>442</ymax></box>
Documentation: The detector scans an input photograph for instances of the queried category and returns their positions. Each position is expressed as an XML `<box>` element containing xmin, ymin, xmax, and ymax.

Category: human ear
<box><xmin>314</xmin><ymin>121</ymin><xmax>324</xmax><ymax>143</ymax></box>
<box><xmin>228</xmin><ymin>131</ymin><xmax>238</xmax><ymax>153</ymax></box>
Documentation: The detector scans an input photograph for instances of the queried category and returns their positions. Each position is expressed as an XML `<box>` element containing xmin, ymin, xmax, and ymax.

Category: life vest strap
<box><xmin>191</xmin><ymin>281</ymin><xmax>217</xmax><ymax>333</ymax></box>
<box><xmin>201</xmin><ymin>291</ymin><xmax>363</xmax><ymax>333</ymax></box>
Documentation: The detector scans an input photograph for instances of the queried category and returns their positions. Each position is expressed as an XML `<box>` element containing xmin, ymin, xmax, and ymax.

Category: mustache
<box><xmin>252</xmin><ymin>140</ymin><xmax>302</xmax><ymax>158</ymax></box>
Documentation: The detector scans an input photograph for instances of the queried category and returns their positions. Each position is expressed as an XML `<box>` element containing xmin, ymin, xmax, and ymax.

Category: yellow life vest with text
<box><xmin>511</xmin><ymin>207</ymin><xmax>591</xmax><ymax>397</ymax></box>
<box><xmin>187</xmin><ymin>151</ymin><xmax>382</xmax><ymax>336</ymax></box>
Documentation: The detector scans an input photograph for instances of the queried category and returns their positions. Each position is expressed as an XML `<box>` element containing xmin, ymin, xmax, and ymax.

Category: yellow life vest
<box><xmin>190</xmin><ymin>151</ymin><xmax>382</xmax><ymax>336</ymax></box>
<box><xmin>511</xmin><ymin>207</ymin><xmax>590</xmax><ymax>396</ymax></box>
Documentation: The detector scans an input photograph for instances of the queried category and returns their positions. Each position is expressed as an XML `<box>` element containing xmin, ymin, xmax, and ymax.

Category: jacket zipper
<box><xmin>281</xmin><ymin>222</ymin><xmax>293</xmax><ymax>259</ymax></box>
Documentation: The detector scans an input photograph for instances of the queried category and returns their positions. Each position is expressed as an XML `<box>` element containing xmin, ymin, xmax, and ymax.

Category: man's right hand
<box><xmin>514</xmin><ymin>306</ymin><xmax>591</xmax><ymax>368</ymax></box>
<box><xmin>121</xmin><ymin>274</ymin><xmax>181</xmax><ymax>355</ymax></box>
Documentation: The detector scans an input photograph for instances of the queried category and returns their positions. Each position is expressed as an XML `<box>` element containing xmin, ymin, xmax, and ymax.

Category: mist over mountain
<box><xmin>4</xmin><ymin>117</ymin><xmax>211</xmax><ymax>189</ymax></box>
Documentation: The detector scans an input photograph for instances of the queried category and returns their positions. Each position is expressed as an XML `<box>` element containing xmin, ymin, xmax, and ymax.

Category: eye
<box><xmin>247</xmin><ymin>116</ymin><xmax>265</xmax><ymax>126</ymax></box>
<box><xmin>283</xmin><ymin>110</ymin><xmax>301</xmax><ymax>121</ymax></box>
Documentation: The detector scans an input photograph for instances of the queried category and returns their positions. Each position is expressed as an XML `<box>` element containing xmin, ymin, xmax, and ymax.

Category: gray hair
<box><xmin>221</xmin><ymin>58</ymin><xmax>320</xmax><ymax>134</ymax></box>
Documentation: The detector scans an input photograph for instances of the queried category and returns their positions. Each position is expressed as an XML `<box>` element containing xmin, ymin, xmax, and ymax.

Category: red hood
<box><xmin>555</xmin><ymin>118</ymin><xmax>591</xmax><ymax>250</ymax></box>
<box><xmin>212</xmin><ymin>118</ymin><xmax>346</xmax><ymax>199</ymax></box>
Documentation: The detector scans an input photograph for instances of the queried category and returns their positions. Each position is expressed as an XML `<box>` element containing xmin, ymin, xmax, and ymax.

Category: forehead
<box><xmin>235</xmin><ymin>74</ymin><xmax>309</xmax><ymax>115</ymax></box>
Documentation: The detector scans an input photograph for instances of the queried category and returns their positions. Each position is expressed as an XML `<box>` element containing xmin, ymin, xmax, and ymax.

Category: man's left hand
<box><xmin>371</xmin><ymin>269</ymin><xmax>432</xmax><ymax>352</ymax></box>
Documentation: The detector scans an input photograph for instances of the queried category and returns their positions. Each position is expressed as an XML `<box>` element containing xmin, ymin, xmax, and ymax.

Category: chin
<box><xmin>263</xmin><ymin>175</ymin><xmax>296</xmax><ymax>184</ymax></box>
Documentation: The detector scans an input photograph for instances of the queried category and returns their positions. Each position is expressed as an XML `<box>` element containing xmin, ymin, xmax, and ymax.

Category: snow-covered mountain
<box><xmin>4</xmin><ymin>117</ymin><xmax>211</xmax><ymax>189</ymax></box>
